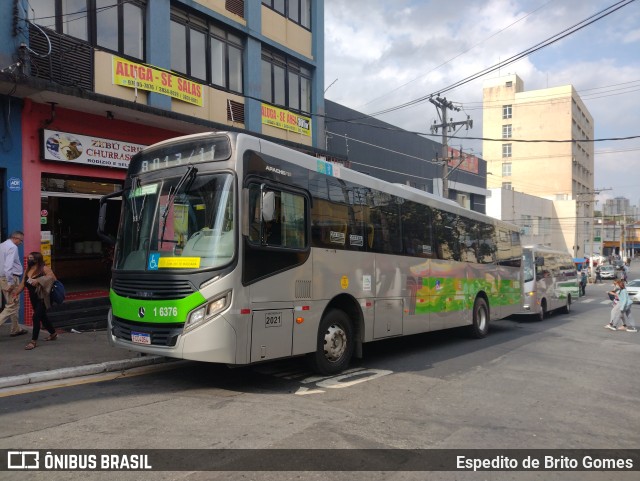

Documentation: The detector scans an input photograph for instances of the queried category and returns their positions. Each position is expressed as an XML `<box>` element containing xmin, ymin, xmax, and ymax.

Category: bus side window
<box><xmin>261</xmin><ymin>190</ymin><xmax>282</xmax><ymax>246</ymax></box>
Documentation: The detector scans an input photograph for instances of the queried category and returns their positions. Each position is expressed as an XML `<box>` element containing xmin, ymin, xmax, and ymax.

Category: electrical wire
<box><xmin>357</xmin><ymin>0</ymin><xmax>555</xmax><ymax>110</ymax></box>
<box><xmin>359</xmin><ymin>0</ymin><xmax>636</xmax><ymax>120</ymax></box>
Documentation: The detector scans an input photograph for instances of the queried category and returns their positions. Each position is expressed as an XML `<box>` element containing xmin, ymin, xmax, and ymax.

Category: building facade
<box><xmin>326</xmin><ymin>101</ymin><xmax>489</xmax><ymax>213</ymax></box>
<box><xmin>0</xmin><ymin>0</ymin><xmax>326</xmax><ymax>321</ymax></box>
<box><xmin>482</xmin><ymin>74</ymin><xmax>595</xmax><ymax>257</ymax></box>
<box><xmin>603</xmin><ymin>197</ymin><xmax>637</xmax><ymax>218</ymax></box>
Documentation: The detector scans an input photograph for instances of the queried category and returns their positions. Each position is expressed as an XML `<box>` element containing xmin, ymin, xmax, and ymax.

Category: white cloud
<box><xmin>324</xmin><ymin>0</ymin><xmax>640</xmax><ymax>206</ymax></box>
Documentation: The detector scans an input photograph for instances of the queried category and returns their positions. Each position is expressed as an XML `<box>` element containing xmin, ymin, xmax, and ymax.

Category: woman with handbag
<box><xmin>13</xmin><ymin>252</ymin><xmax>58</xmax><ymax>350</ymax></box>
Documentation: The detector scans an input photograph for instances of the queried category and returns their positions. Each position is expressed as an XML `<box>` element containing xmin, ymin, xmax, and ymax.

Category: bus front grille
<box><xmin>112</xmin><ymin>317</ymin><xmax>183</xmax><ymax>347</ymax></box>
<box><xmin>112</xmin><ymin>278</ymin><xmax>195</xmax><ymax>300</ymax></box>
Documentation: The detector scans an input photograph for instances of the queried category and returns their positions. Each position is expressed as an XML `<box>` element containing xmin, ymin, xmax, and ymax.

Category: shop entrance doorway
<box><xmin>42</xmin><ymin>175</ymin><xmax>122</xmax><ymax>297</ymax></box>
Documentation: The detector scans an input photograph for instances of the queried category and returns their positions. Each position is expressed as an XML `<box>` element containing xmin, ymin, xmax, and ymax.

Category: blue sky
<box><xmin>324</xmin><ymin>0</ymin><xmax>640</xmax><ymax>209</ymax></box>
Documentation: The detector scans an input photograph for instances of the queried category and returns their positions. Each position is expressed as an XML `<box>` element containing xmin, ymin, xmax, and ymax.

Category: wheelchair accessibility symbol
<box><xmin>148</xmin><ymin>253</ymin><xmax>160</xmax><ymax>270</ymax></box>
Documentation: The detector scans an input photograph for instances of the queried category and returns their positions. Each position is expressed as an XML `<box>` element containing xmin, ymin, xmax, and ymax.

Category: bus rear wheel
<box><xmin>468</xmin><ymin>297</ymin><xmax>489</xmax><ymax>338</ymax></box>
<box><xmin>308</xmin><ymin>309</ymin><xmax>354</xmax><ymax>375</ymax></box>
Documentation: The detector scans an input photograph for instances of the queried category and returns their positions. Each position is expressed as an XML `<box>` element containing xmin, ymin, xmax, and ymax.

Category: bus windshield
<box><xmin>115</xmin><ymin>172</ymin><xmax>234</xmax><ymax>271</ymax></box>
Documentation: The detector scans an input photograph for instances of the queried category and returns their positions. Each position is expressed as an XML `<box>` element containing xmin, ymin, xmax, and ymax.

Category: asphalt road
<box><xmin>1</xmin><ymin>279</ymin><xmax>638</xmax><ymax>481</ymax></box>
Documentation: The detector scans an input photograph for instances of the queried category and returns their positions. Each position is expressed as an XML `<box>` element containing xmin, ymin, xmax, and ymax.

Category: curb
<box><xmin>0</xmin><ymin>355</ymin><xmax>172</xmax><ymax>390</ymax></box>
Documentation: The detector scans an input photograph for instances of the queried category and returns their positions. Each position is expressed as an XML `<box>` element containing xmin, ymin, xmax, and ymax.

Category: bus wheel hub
<box><xmin>324</xmin><ymin>324</ymin><xmax>347</xmax><ymax>361</ymax></box>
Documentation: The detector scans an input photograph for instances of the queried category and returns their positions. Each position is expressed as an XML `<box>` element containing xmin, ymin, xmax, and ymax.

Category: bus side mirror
<box><xmin>97</xmin><ymin>190</ymin><xmax>122</xmax><ymax>245</ymax></box>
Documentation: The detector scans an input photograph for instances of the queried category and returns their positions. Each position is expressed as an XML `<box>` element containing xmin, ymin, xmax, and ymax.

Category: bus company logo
<box><xmin>265</xmin><ymin>165</ymin><xmax>292</xmax><ymax>177</ymax></box>
<box><xmin>7</xmin><ymin>451</ymin><xmax>40</xmax><ymax>469</ymax></box>
<box><xmin>46</xmin><ymin>133</ymin><xmax>83</xmax><ymax>161</ymax></box>
<box><xmin>138</xmin><ymin>307</ymin><xmax>145</xmax><ymax>318</ymax></box>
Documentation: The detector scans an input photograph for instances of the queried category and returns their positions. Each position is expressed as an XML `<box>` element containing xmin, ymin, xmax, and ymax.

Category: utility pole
<box><xmin>429</xmin><ymin>96</ymin><xmax>472</xmax><ymax>200</ymax></box>
<box><xmin>574</xmin><ymin>188</ymin><xmax>611</xmax><ymax>259</ymax></box>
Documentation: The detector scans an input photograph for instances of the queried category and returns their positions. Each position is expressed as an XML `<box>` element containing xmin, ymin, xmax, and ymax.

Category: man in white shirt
<box><xmin>0</xmin><ymin>230</ymin><xmax>27</xmax><ymax>336</ymax></box>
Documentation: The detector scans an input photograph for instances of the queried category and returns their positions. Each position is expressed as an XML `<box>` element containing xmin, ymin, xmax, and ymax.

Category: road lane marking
<box><xmin>295</xmin><ymin>387</ymin><xmax>325</xmax><ymax>395</ymax></box>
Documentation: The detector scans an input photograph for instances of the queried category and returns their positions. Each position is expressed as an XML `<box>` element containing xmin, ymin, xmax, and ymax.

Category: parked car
<box><xmin>600</xmin><ymin>265</ymin><xmax>616</xmax><ymax>280</ymax></box>
<box><xmin>613</xmin><ymin>259</ymin><xmax>625</xmax><ymax>270</ymax></box>
<box><xmin>626</xmin><ymin>279</ymin><xmax>640</xmax><ymax>303</ymax></box>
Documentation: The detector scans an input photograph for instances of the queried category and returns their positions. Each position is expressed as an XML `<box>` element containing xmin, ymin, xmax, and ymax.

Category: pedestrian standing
<box><xmin>13</xmin><ymin>252</ymin><xmax>58</xmax><ymax>350</ymax></box>
<box><xmin>0</xmin><ymin>230</ymin><xmax>28</xmax><ymax>336</ymax></box>
<box><xmin>595</xmin><ymin>265</ymin><xmax>602</xmax><ymax>284</ymax></box>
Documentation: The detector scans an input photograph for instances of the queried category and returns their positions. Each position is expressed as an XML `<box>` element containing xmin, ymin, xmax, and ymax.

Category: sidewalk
<box><xmin>0</xmin><ymin>322</ymin><xmax>166</xmax><ymax>389</ymax></box>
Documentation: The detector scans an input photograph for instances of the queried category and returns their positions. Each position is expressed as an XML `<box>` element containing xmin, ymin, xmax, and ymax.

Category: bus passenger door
<box><xmin>373</xmin><ymin>299</ymin><xmax>403</xmax><ymax>338</ymax></box>
<box><xmin>250</xmin><ymin>309</ymin><xmax>294</xmax><ymax>362</ymax></box>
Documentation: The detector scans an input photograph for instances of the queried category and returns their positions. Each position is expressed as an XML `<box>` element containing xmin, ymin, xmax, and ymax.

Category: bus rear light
<box><xmin>240</xmin><ymin>308</ymin><xmax>251</xmax><ymax>315</ymax></box>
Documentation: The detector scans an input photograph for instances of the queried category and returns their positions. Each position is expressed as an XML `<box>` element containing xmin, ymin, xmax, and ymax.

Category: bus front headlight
<box><xmin>184</xmin><ymin>291</ymin><xmax>231</xmax><ymax>333</ymax></box>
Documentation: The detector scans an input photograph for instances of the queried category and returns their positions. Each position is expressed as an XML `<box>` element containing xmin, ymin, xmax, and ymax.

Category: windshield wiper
<box><xmin>130</xmin><ymin>177</ymin><xmax>148</xmax><ymax>245</ymax></box>
<box><xmin>160</xmin><ymin>165</ymin><xmax>197</xmax><ymax>247</ymax></box>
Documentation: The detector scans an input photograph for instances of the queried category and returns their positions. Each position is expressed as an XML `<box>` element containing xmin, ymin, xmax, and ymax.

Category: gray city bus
<box><xmin>99</xmin><ymin>132</ymin><xmax>523</xmax><ymax>374</ymax></box>
<box><xmin>522</xmin><ymin>245</ymin><xmax>578</xmax><ymax>320</ymax></box>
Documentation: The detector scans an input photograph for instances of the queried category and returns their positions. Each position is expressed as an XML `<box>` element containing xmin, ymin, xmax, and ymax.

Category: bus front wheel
<box><xmin>308</xmin><ymin>309</ymin><xmax>354</xmax><ymax>375</ymax></box>
<box><xmin>468</xmin><ymin>298</ymin><xmax>489</xmax><ymax>338</ymax></box>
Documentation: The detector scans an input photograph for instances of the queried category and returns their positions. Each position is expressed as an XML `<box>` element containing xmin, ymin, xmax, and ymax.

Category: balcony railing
<box><xmin>28</xmin><ymin>24</ymin><xmax>94</xmax><ymax>92</ymax></box>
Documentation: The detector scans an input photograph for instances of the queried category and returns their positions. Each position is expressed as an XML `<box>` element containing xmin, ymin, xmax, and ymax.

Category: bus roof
<box><xmin>133</xmin><ymin>131</ymin><xmax>520</xmax><ymax>233</ymax></box>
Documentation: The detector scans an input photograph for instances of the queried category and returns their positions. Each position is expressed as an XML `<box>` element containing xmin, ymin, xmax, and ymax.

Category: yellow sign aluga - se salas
<box><xmin>112</xmin><ymin>56</ymin><xmax>204</xmax><ymax>107</ymax></box>
<box><xmin>261</xmin><ymin>103</ymin><xmax>311</xmax><ymax>137</ymax></box>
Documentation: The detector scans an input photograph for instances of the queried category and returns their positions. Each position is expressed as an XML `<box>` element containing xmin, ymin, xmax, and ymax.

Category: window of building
<box><xmin>505</xmin><ymin>81</ymin><xmax>513</xmax><ymax>87</ymax></box>
<box><xmin>62</xmin><ymin>0</ymin><xmax>88</xmax><ymax>40</ymax></box>
<box><xmin>502</xmin><ymin>143</ymin><xmax>512</xmax><ymax>158</ymax></box>
<box><xmin>171</xmin><ymin>10</ymin><xmax>245</xmax><ymax>93</ymax></box>
<box><xmin>502</xmin><ymin>105</ymin><xmax>512</xmax><ymax>119</ymax></box>
<box><xmin>262</xmin><ymin>0</ymin><xmax>311</xmax><ymax>29</ymax></box>
<box><xmin>520</xmin><ymin>215</ymin><xmax>531</xmax><ymax>235</ymax></box>
<box><xmin>262</xmin><ymin>49</ymin><xmax>312</xmax><ymax>113</ymax></box>
<box><xmin>502</xmin><ymin>124</ymin><xmax>512</xmax><ymax>139</ymax></box>
<box><xmin>502</xmin><ymin>182</ymin><xmax>512</xmax><ymax>190</ymax></box>
<box><xmin>502</xmin><ymin>162</ymin><xmax>512</xmax><ymax>177</ymax></box>
<box><xmin>29</xmin><ymin>0</ymin><xmax>145</xmax><ymax>60</ymax></box>
<box><xmin>211</xmin><ymin>26</ymin><xmax>244</xmax><ymax>92</ymax></box>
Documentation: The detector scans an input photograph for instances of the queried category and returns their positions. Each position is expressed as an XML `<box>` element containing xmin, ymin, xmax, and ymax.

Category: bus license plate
<box><xmin>131</xmin><ymin>331</ymin><xmax>151</xmax><ymax>345</ymax></box>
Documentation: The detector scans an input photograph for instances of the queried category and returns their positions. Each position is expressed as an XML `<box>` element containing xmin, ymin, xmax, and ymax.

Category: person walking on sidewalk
<box><xmin>0</xmin><ymin>230</ymin><xmax>27</xmax><ymax>337</ymax></box>
<box><xmin>13</xmin><ymin>252</ymin><xmax>58</xmax><ymax>350</ymax></box>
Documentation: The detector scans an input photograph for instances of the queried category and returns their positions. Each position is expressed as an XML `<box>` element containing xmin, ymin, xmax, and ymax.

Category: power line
<box><xmin>356</xmin><ymin>0</ymin><xmax>555</xmax><ymax>109</ymax></box>
<box><xmin>361</xmin><ymin>0</ymin><xmax>636</xmax><ymax>120</ymax></box>
<box><xmin>324</xmin><ymin>112</ymin><xmax>640</xmax><ymax>143</ymax></box>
